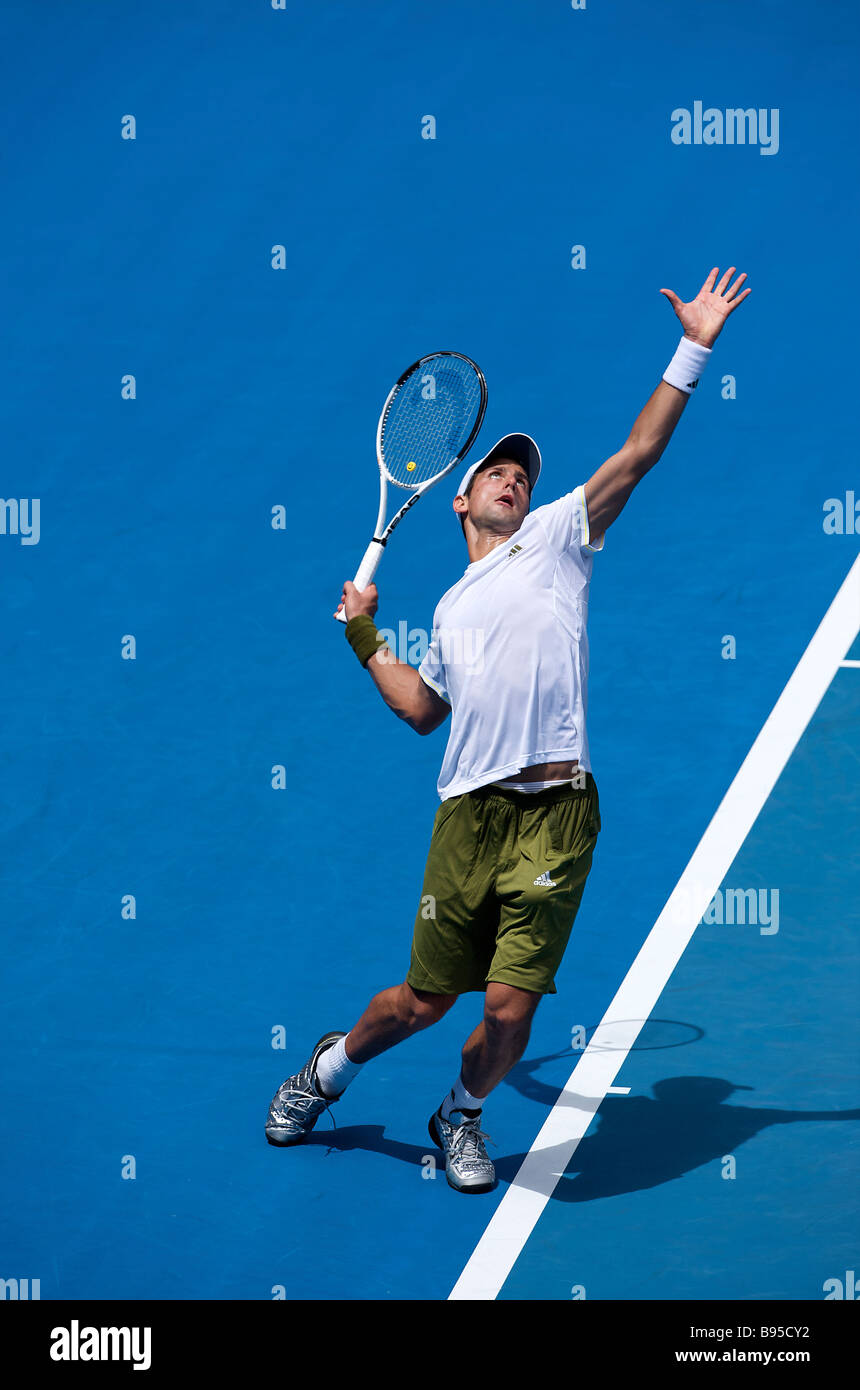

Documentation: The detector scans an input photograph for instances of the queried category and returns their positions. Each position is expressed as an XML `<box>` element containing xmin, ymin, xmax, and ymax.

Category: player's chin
<box><xmin>496</xmin><ymin>501</ymin><xmax>525</xmax><ymax>522</ymax></box>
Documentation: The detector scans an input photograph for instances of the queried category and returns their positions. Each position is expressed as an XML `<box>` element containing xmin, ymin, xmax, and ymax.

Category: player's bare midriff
<box><xmin>497</xmin><ymin>760</ymin><xmax>580</xmax><ymax>784</ymax></box>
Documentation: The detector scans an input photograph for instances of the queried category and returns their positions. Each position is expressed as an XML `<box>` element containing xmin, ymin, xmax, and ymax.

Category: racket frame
<box><xmin>334</xmin><ymin>351</ymin><xmax>487</xmax><ymax>622</ymax></box>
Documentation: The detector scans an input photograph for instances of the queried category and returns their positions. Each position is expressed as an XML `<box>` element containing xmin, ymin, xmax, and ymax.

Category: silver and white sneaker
<box><xmin>429</xmin><ymin>1104</ymin><xmax>496</xmax><ymax>1193</ymax></box>
<box><xmin>265</xmin><ymin>1031</ymin><xmax>346</xmax><ymax>1146</ymax></box>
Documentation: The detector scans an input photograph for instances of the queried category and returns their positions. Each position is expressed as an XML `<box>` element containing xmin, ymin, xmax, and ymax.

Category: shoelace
<box><xmin>279</xmin><ymin>1073</ymin><xmax>338</xmax><ymax>1131</ymax></box>
<box><xmin>448</xmin><ymin>1117</ymin><xmax>493</xmax><ymax>1165</ymax></box>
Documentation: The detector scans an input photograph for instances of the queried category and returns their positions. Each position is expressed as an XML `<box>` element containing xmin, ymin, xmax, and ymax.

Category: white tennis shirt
<box><xmin>418</xmin><ymin>484</ymin><xmax>604</xmax><ymax>801</ymax></box>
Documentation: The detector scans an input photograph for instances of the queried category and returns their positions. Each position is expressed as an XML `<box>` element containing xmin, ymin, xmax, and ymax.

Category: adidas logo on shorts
<box><xmin>533</xmin><ymin>871</ymin><xmax>557</xmax><ymax>887</ymax></box>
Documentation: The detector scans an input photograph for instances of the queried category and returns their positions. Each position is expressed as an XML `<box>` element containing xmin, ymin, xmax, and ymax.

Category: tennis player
<box><xmin>266</xmin><ymin>266</ymin><xmax>750</xmax><ymax>1192</ymax></box>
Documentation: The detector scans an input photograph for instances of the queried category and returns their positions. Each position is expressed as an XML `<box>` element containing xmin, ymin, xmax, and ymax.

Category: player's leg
<box><xmin>459</xmin><ymin>981</ymin><xmax>542</xmax><ymax>1098</ymax></box>
<box><xmin>316</xmin><ymin>786</ymin><xmax>493</xmax><ymax>1098</ymax></box>
<box><xmin>336</xmin><ymin>981</ymin><xmax>457</xmax><ymax>1067</ymax></box>
<box><xmin>430</xmin><ymin>982</ymin><xmax>541</xmax><ymax>1167</ymax></box>
<box><xmin>429</xmin><ymin>778</ymin><xmax>601</xmax><ymax>1190</ymax></box>
<box><xmin>427</xmin><ymin>987</ymin><xmax>532</xmax><ymax>1194</ymax></box>
<box><xmin>264</xmin><ymin>984</ymin><xmax>457</xmax><ymax>1148</ymax></box>
<box><xmin>325</xmin><ymin>978</ymin><xmax>538</xmax><ymax>1115</ymax></box>
<box><xmin>266</xmin><ymin>791</ymin><xmax>489</xmax><ymax>1148</ymax></box>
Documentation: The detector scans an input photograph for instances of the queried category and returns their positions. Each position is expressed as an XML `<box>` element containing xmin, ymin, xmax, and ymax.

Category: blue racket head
<box><xmin>378</xmin><ymin>351</ymin><xmax>487</xmax><ymax>489</ymax></box>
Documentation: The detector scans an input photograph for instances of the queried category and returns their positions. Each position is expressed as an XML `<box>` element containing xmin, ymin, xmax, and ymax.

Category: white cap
<box><xmin>456</xmin><ymin>433</ymin><xmax>542</xmax><ymax>500</ymax></box>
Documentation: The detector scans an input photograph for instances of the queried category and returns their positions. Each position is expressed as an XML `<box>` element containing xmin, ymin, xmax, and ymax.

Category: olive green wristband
<box><xmin>345</xmin><ymin>614</ymin><xmax>391</xmax><ymax>668</ymax></box>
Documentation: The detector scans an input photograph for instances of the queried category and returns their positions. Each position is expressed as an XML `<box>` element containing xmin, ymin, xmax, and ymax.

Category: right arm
<box><xmin>337</xmin><ymin>580</ymin><xmax>451</xmax><ymax>737</ymax></box>
<box><xmin>368</xmin><ymin>645</ymin><xmax>450</xmax><ymax>735</ymax></box>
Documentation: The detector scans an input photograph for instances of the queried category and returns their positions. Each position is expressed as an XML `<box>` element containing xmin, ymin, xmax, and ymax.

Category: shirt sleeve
<box><xmin>530</xmin><ymin>483</ymin><xmax>605</xmax><ymax>557</ymax></box>
<box><xmin>418</xmin><ymin>620</ymin><xmax>450</xmax><ymax>703</ymax></box>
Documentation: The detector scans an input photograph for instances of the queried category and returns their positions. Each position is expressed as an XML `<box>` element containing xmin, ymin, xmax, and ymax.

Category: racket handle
<box><xmin>333</xmin><ymin>539</ymin><xmax>385</xmax><ymax>623</ymax></box>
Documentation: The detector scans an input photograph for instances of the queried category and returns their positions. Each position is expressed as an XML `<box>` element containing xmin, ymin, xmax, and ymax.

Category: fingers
<box><xmin>724</xmin><ymin>271</ymin><xmax>748</xmax><ymax>301</ymax></box>
<box><xmin>334</xmin><ymin>579</ymin><xmax>378</xmax><ymax>621</ymax></box>
<box><xmin>699</xmin><ymin>267</ymin><xmax>720</xmax><ymax>296</ymax></box>
<box><xmin>699</xmin><ymin>265</ymin><xmax>752</xmax><ymax>310</ymax></box>
<box><xmin>659</xmin><ymin>287</ymin><xmax>682</xmax><ymax>309</ymax></box>
<box><xmin>727</xmin><ymin>286</ymin><xmax>752</xmax><ymax>311</ymax></box>
<box><xmin>715</xmin><ymin>266</ymin><xmax>736</xmax><ymax>295</ymax></box>
<box><xmin>712</xmin><ymin>266</ymin><xmax>751</xmax><ymax>300</ymax></box>
<box><xmin>716</xmin><ymin>268</ymin><xmax>751</xmax><ymax>312</ymax></box>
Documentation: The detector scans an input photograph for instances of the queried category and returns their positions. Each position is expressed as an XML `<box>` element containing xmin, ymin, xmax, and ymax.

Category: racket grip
<box><xmin>333</xmin><ymin>539</ymin><xmax>385</xmax><ymax>623</ymax></box>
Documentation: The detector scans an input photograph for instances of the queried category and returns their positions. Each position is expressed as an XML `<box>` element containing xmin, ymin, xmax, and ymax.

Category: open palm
<box><xmin>660</xmin><ymin>266</ymin><xmax>750</xmax><ymax>348</ymax></box>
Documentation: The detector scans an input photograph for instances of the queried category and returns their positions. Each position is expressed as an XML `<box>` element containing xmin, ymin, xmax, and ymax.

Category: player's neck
<box><xmin>465</xmin><ymin>525</ymin><xmax>519</xmax><ymax>565</ymax></box>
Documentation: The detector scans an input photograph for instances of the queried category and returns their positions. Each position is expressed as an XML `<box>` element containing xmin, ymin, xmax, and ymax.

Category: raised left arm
<box><xmin>584</xmin><ymin>266</ymin><xmax>751</xmax><ymax>543</ymax></box>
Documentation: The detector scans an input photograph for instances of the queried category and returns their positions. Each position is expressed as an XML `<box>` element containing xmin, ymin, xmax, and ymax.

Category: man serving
<box><xmin>266</xmin><ymin>266</ymin><xmax>751</xmax><ymax>1192</ymax></box>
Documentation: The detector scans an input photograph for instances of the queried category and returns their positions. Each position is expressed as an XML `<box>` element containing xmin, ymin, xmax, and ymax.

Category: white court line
<box><xmin>449</xmin><ymin>553</ymin><xmax>860</xmax><ymax>1302</ymax></box>
<box><xmin>840</xmin><ymin>659</ymin><xmax>860</xmax><ymax>667</ymax></box>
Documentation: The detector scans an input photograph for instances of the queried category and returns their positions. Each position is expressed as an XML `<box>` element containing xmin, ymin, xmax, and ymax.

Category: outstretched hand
<box><xmin>660</xmin><ymin>266</ymin><xmax>751</xmax><ymax>349</ymax></box>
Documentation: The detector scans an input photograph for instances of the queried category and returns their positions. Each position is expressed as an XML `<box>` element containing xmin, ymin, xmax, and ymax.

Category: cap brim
<box><xmin>456</xmin><ymin>433</ymin><xmax>542</xmax><ymax>499</ymax></box>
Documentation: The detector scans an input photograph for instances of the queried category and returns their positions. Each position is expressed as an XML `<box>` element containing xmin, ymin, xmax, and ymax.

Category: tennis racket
<box><xmin>334</xmin><ymin>351</ymin><xmax>487</xmax><ymax>622</ymax></box>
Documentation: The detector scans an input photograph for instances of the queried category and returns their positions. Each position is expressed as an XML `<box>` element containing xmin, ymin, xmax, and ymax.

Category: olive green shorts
<box><xmin>406</xmin><ymin>774</ymin><xmax>601</xmax><ymax>997</ymax></box>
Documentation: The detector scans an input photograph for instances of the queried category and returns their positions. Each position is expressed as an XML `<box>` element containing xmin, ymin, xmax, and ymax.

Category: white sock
<box><xmin>315</xmin><ymin>1033</ymin><xmax>363</xmax><ymax>1099</ymax></box>
<box><xmin>441</xmin><ymin>1075</ymin><xmax>486</xmax><ymax>1120</ymax></box>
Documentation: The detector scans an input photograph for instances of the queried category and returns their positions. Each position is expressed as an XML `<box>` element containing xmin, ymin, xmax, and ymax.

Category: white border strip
<box><xmin>449</xmin><ymin>554</ymin><xmax>860</xmax><ymax>1301</ymax></box>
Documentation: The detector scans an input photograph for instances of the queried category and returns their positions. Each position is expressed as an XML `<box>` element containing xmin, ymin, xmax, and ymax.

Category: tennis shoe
<box><xmin>429</xmin><ymin>1104</ymin><xmax>496</xmax><ymax>1193</ymax></box>
<box><xmin>265</xmin><ymin>1031</ymin><xmax>346</xmax><ymax>1146</ymax></box>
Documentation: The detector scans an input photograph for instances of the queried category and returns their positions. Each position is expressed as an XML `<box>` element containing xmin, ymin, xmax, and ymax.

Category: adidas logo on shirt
<box><xmin>508</xmin><ymin>543</ymin><xmax>523</xmax><ymax>557</ymax></box>
<box><xmin>533</xmin><ymin>871</ymin><xmax>557</xmax><ymax>887</ymax></box>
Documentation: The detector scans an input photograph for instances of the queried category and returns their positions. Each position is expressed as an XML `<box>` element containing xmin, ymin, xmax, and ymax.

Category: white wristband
<box><xmin>662</xmin><ymin>335</ymin><xmax>712</xmax><ymax>394</ymax></box>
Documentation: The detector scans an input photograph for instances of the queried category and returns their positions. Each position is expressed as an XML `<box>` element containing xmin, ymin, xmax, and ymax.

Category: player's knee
<box><xmin>400</xmin><ymin>983</ymin><xmax>456</xmax><ymax>1030</ymax></box>
<box><xmin>484</xmin><ymin>1001</ymin><xmax>534</xmax><ymax>1037</ymax></box>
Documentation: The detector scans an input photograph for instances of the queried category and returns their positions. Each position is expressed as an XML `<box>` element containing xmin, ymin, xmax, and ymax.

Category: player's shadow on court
<box><xmin>301</xmin><ymin>1125</ymin><xmax>441</xmax><ymax>1170</ymax></box>
<box><xmin>493</xmin><ymin>1075</ymin><xmax>860</xmax><ymax>1199</ymax></box>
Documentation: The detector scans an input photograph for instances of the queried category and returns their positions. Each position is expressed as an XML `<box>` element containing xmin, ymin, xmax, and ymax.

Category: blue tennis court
<box><xmin>1</xmin><ymin>0</ymin><xmax>858</xmax><ymax>1304</ymax></box>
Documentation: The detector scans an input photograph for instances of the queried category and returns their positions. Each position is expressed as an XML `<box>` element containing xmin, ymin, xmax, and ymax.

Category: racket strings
<box><xmin>381</xmin><ymin>357</ymin><xmax>484</xmax><ymax>488</ymax></box>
